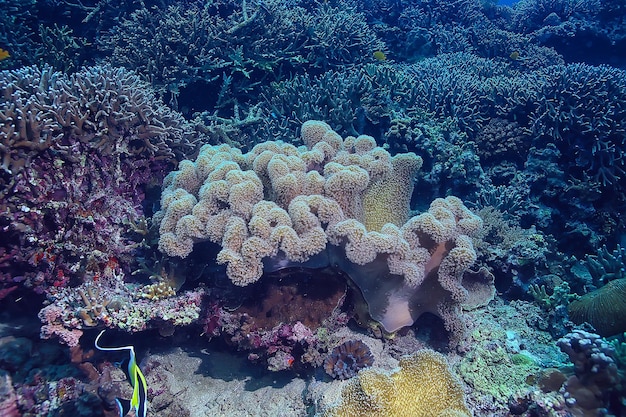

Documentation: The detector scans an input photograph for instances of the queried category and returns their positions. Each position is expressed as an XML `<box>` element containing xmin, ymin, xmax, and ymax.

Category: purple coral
<box><xmin>0</xmin><ymin>65</ymin><xmax>197</xmax><ymax>298</ymax></box>
<box><xmin>324</xmin><ymin>339</ymin><xmax>374</xmax><ymax>380</ymax></box>
<box><xmin>557</xmin><ymin>330</ymin><xmax>621</xmax><ymax>414</ymax></box>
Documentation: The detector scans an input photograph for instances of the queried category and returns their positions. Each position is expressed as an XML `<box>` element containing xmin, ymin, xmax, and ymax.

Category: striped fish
<box><xmin>95</xmin><ymin>330</ymin><xmax>148</xmax><ymax>417</ymax></box>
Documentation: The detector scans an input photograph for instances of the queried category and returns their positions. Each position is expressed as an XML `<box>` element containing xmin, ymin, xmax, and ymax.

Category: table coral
<box><xmin>321</xmin><ymin>349</ymin><xmax>470</xmax><ymax>417</ymax></box>
<box><xmin>156</xmin><ymin>120</ymin><xmax>486</xmax><ymax>342</ymax></box>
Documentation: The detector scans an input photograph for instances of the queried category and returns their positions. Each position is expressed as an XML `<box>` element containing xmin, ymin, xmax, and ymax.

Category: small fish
<box><xmin>509</xmin><ymin>51</ymin><xmax>520</xmax><ymax>60</ymax></box>
<box><xmin>95</xmin><ymin>330</ymin><xmax>148</xmax><ymax>417</ymax></box>
<box><xmin>373</xmin><ymin>50</ymin><xmax>387</xmax><ymax>61</ymax></box>
<box><xmin>0</xmin><ymin>48</ymin><xmax>10</xmax><ymax>61</ymax></box>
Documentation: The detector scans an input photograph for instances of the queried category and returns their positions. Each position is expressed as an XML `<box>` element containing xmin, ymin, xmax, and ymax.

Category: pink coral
<box><xmin>0</xmin><ymin>65</ymin><xmax>197</xmax><ymax>299</ymax></box>
<box><xmin>40</xmin><ymin>324</ymin><xmax>83</xmax><ymax>347</ymax></box>
<box><xmin>0</xmin><ymin>374</ymin><xmax>20</xmax><ymax>417</ymax></box>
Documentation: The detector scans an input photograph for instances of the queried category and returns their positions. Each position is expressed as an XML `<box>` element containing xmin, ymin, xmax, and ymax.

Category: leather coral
<box><xmin>155</xmin><ymin>121</ymin><xmax>488</xmax><ymax>340</ymax></box>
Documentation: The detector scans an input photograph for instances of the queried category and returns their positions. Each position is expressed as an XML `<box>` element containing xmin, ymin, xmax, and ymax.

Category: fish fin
<box><xmin>136</xmin><ymin>368</ymin><xmax>148</xmax><ymax>417</ymax></box>
<box><xmin>115</xmin><ymin>398</ymin><xmax>132</xmax><ymax>417</ymax></box>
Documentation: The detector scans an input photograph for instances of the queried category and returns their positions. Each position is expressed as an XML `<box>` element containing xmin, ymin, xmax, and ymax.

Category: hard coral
<box><xmin>322</xmin><ymin>349</ymin><xmax>470</xmax><ymax>417</ymax></box>
<box><xmin>324</xmin><ymin>340</ymin><xmax>374</xmax><ymax>380</ymax></box>
<box><xmin>532</xmin><ymin>63</ymin><xmax>626</xmax><ymax>186</ymax></box>
<box><xmin>234</xmin><ymin>268</ymin><xmax>347</xmax><ymax>331</ymax></box>
<box><xmin>214</xmin><ymin>268</ymin><xmax>348</xmax><ymax>371</ymax></box>
<box><xmin>156</xmin><ymin>121</ymin><xmax>486</xmax><ymax>341</ymax></box>
<box><xmin>557</xmin><ymin>330</ymin><xmax>622</xmax><ymax>415</ymax></box>
<box><xmin>0</xmin><ymin>374</ymin><xmax>20</xmax><ymax>417</ymax></box>
<box><xmin>39</xmin><ymin>269</ymin><xmax>205</xmax><ymax>345</ymax></box>
<box><xmin>568</xmin><ymin>278</ymin><xmax>626</xmax><ymax>337</ymax></box>
<box><xmin>0</xmin><ymin>64</ymin><xmax>197</xmax><ymax>297</ymax></box>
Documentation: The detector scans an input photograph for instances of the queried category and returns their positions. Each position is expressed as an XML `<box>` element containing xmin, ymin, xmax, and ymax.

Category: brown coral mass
<box><xmin>324</xmin><ymin>340</ymin><xmax>374</xmax><ymax>380</ymax></box>
<box><xmin>235</xmin><ymin>268</ymin><xmax>346</xmax><ymax>331</ymax></box>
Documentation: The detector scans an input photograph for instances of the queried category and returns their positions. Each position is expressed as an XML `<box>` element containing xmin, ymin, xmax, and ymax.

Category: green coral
<box><xmin>459</xmin><ymin>324</ymin><xmax>541</xmax><ymax>401</ymax></box>
<box><xmin>584</xmin><ymin>245</ymin><xmax>626</xmax><ymax>287</ymax></box>
<box><xmin>460</xmin><ymin>347</ymin><xmax>539</xmax><ymax>400</ymax></box>
<box><xmin>529</xmin><ymin>281</ymin><xmax>574</xmax><ymax>311</ymax></box>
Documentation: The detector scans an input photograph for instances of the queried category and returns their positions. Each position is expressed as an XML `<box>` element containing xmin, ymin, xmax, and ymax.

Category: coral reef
<box><xmin>567</xmin><ymin>278</ymin><xmax>626</xmax><ymax>337</ymax></box>
<box><xmin>1</xmin><ymin>1</ymin><xmax>626</xmax><ymax>416</ymax></box>
<box><xmin>578</xmin><ymin>244</ymin><xmax>626</xmax><ymax>288</ymax></box>
<box><xmin>0</xmin><ymin>373</ymin><xmax>19</xmax><ymax>417</ymax></box>
<box><xmin>0</xmin><ymin>64</ymin><xmax>198</xmax><ymax>299</ymax></box>
<box><xmin>458</xmin><ymin>298</ymin><xmax>567</xmax><ymax>414</ymax></box>
<box><xmin>157</xmin><ymin>120</ymin><xmax>486</xmax><ymax>342</ymax></box>
<box><xmin>207</xmin><ymin>268</ymin><xmax>348</xmax><ymax>372</ymax></box>
<box><xmin>321</xmin><ymin>349</ymin><xmax>470</xmax><ymax>417</ymax></box>
<box><xmin>566</xmin><ymin>244</ymin><xmax>626</xmax><ymax>336</ymax></box>
<box><xmin>459</xmin><ymin>328</ymin><xmax>542</xmax><ymax>402</ymax></box>
<box><xmin>532</xmin><ymin>63</ymin><xmax>626</xmax><ymax>187</ymax></box>
<box><xmin>98</xmin><ymin>0</ymin><xmax>384</xmax><ymax>103</ymax></box>
<box><xmin>471</xmin><ymin>206</ymin><xmax>550</xmax><ymax>296</ymax></box>
<box><xmin>38</xmin><ymin>264</ymin><xmax>205</xmax><ymax>346</ymax></box>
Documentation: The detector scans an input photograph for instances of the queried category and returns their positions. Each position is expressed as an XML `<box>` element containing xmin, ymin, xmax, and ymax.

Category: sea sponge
<box><xmin>567</xmin><ymin>278</ymin><xmax>626</xmax><ymax>336</ymax></box>
<box><xmin>323</xmin><ymin>349</ymin><xmax>470</xmax><ymax>417</ymax></box>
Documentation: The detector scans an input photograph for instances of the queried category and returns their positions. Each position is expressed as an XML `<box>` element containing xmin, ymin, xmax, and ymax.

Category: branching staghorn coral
<box><xmin>99</xmin><ymin>0</ymin><xmax>384</xmax><ymax>101</ymax></box>
<box><xmin>0</xmin><ymin>0</ymin><xmax>40</xmax><ymax>69</ymax></box>
<box><xmin>531</xmin><ymin>63</ymin><xmax>626</xmax><ymax>187</ymax></box>
<box><xmin>264</xmin><ymin>53</ymin><xmax>546</xmax><ymax>143</ymax></box>
<box><xmin>510</xmin><ymin>0</ymin><xmax>601</xmax><ymax>34</ymax></box>
<box><xmin>155</xmin><ymin>120</ymin><xmax>489</xmax><ymax>344</ymax></box>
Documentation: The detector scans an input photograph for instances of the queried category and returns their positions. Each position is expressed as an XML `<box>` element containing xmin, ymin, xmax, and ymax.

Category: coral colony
<box><xmin>1</xmin><ymin>0</ymin><xmax>626</xmax><ymax>416</ymax></box>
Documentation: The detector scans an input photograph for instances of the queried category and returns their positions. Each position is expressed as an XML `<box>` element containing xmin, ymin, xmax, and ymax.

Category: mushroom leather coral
<box><xmin>323</xmin><ymin>349</ymin><xmax>471</xmax><ymax>417</ymax></box>
<box><xmin>156</xmin><ymin>121</ymin><xmax>486</xmax><ymax>339</ymax></box>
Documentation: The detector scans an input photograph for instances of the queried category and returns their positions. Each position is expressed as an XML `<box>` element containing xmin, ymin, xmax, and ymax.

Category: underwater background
<box><xmin>1</xmin><ymin>0</ymin><xmax>626</xmax><ymax>416</ymax></box>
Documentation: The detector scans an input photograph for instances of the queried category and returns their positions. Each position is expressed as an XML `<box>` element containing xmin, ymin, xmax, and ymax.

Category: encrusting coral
<box><xmin>321</xmin><ymin>349</ymin><xmax>470</xmax><ymax>417</ymax></box>
<box><xmin>156</xmin><ymin>121</ymin><xmax>486</xmax><ymax>340</ymax></box>
<box><xmin>0</xmin><ymin>64</ymin><xmax>198</xmax><ymax>299</ymax></box>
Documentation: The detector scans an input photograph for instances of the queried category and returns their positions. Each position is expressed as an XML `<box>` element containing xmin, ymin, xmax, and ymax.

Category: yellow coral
<box><xmin>138</xmin><ymin>281</ymin><xmax>176</xmax><ymax>300</ymax></box>
<box><xmin>362</xmin><ymin>153</ymin><xmax>422</xmax><ymax>232</ymax></box>
<box><xmin>301</xmin><ymin>120</ymin><xmax>334</xmax><ymax>148</ymax></box>
<box><xmin>324</xmin><ymin>350</ymin><xmax>470</xmax><ymax>417</ymax></box>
